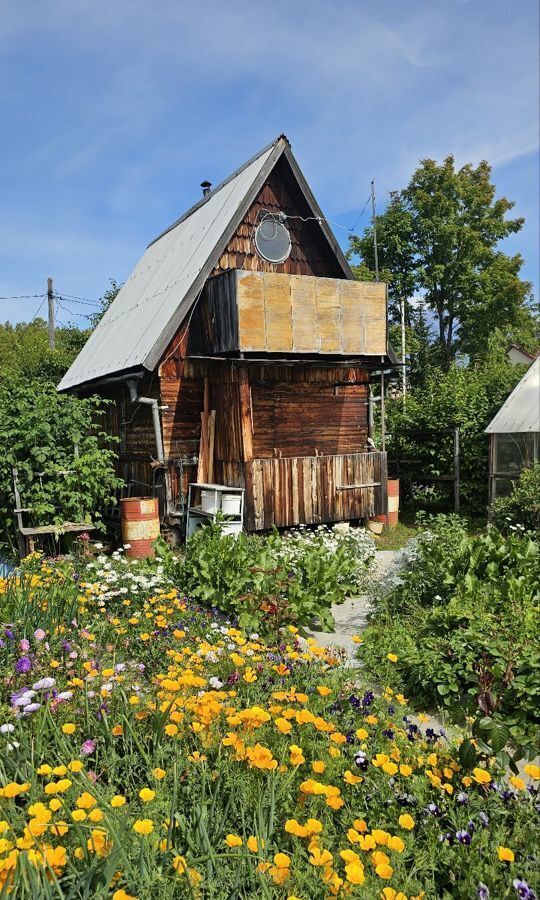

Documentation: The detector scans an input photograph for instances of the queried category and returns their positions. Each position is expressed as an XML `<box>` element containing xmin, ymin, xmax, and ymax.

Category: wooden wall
<box><xmin>215</xmin><ymin>452</ymin><xmax>387</xmax><ymax>530</ymax></box>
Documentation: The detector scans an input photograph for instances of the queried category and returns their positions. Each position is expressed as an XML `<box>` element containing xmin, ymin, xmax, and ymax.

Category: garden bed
<box><xmin>0</xmin><ymin>542</ymin><xmax>538</xmax><ymax>898</ymax></box>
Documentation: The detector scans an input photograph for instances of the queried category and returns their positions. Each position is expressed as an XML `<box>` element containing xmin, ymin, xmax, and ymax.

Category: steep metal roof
<box><xmin>58</xmin><ymin>135</ymin><xmax>353</xmax><ymax>392</ymax></box>
<box><xmin>485</xmin><ymin>357</ymin><xmax>540</xmax><ymax>434</ymax></box>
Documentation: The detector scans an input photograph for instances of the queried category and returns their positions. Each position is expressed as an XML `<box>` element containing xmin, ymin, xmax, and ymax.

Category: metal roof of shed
<box><xmin>485</xmin><ymin>357</ymin><xmax>540</xmax><ymax>434</ymax></box>
<box><xmin>58</xmin><ymin>135</ymin><xmax>353</xmax><ymax>392</ymax></box>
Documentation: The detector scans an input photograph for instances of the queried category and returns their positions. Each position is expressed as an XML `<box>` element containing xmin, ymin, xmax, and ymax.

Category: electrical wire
<box><xmin>54</xmin><ymin>292</ymin><xmax>102</xmax><ymax>306</ymax></box>
<box><xmin>55</xmin><ymin>299</ymin><xmax>94</xmax><ymax>320</ymax></box>
<box><xmin>0</xmin><ymin>293</ymin><xmax>45</xmax><ymax>301</ymax></box>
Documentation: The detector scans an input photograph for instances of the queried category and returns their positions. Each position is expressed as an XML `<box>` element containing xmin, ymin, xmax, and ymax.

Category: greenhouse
<box><xmin>485</xmin><ymin>356</ymin><xmax>540</xmax><ymax>501</ymax></box>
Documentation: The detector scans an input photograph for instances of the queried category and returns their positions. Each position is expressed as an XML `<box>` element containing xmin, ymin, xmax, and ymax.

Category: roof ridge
<box><xmin>146</xmin><ymin>134</ymin><xmax>290</xmax><ymax>249</ymax></box>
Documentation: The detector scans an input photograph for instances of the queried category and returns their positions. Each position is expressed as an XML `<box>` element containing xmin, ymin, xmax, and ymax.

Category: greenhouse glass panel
<box><xmin>494</xmin><ymin>433</ymin><xmax>536</xmax><ymax>475</ymax></box>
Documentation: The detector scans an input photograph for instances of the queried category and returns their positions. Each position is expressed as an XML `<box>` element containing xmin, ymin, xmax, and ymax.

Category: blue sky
<box><xmin>1</xmin><ymin>0</ymin><xmax>538</xmax><ymax>326</ymax></box>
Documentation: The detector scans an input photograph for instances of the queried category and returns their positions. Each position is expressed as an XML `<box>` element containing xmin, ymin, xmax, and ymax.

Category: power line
<box><xmin>55</xmin><ymin>299</ymin><xmax>93</xmax><ymax>320</ymax></box>
<box><xmin>16</xmin><ymin>297</ymin><xmax>48</xmax><ymax>335</ymax></box>
<box><xmin>54</xmin><ymin>292</ymin><xmax>101</xmax><ymax>306</ymax></box>
<box><xmin>0</xmin><ymin>293</ymin><xmax>45</xmax><ymax>301</ymax></box>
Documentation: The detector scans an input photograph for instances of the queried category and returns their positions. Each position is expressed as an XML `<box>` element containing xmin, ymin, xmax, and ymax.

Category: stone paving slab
<box><xmin>305</xmin><ymin>549</ymin><xmax>397</xmax><ymax>666</ymax></box>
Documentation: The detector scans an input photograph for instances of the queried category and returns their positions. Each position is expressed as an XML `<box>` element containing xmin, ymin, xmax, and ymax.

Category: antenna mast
<box><xmin>370</xmin><ymin>180</ymin><xmax>379</xmax><ymax>281</ymax></box>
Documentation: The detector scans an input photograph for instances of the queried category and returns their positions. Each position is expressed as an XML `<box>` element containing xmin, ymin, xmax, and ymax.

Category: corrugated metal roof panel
<box><xmin>485</xmin><ymin>357</ymin><xmax>540</xmax><ymax>434</ymax></box>
<box><xmin>58</xmin><ymin>140</ymin><xmax>279</xmax><ymax>391</ymax></box>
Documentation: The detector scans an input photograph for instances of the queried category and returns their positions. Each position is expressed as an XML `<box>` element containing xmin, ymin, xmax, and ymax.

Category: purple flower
<box><xmin>81</xmin><ymin>739</ymin><xmax>96</xmax><ymax>755</ymax></box>
<box><xmin>4</xmin><ymin>628</ymin><xmax>14</xmax><ymax>640</ymax></box>
<box><xmin>479</xmin><ymin>812</ymin><xmax>489</xmax><ymax>827</ymax></box>
<box><xmin>15</xmin><ymin>657</ymin><xmax>32</xmax><ymax>674</ymax></box>
<box><xmin>457</xmin><ymin>792</ymin><xmax>469</xmax><ymax>804</ymax></box>
<box><xmin>33</xmin><ymin>629</ymin><xmax>46</xmax><ymax>642</ymax></box>
<box><xmin>456</xmin><ymin>829</ymin><xmax>471</xmax><ymax>845</ymax></box>
<box><xmin>19</xmin><ymin>639</ymin><xmax>30</xmax><ymax>652</ymax></box>
<box><xmin>22</xmin><ymin>703</ymin><xmax>40</xmax><ymax>715</ymax></box>
<box><xmin>478</xmin><ymin>884</ymin><xmax>490</xmax><ymax>899</ymax></box>
<box><xmin>354</xmin><ymin>751</ymin><xmax>368</xmax><ymax>771</ymax></box>
<box><xmin>514</xmin><ymin>880</ymin><xmax>537</xmax><ymax>900</ymax></box>
<box><xmin>32</xmin><ymin>677</ymin><xmax>55</xmax><ymax>691</ymax></box>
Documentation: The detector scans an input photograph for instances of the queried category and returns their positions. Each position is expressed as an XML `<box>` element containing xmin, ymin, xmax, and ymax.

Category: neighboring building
<box><xmin>59</xmin><ymin>135</ymin><xmax>395</xmax><ymax>532</ymax></box>
<box><xmin>485</xmin><ymin>357</ymin><xmax>540</xmax><ymax>502</ymax></box>
<box><xmin>506</xmin><ymin>344</ymin><xmax>538</xmax><ymax>367</ymax></box>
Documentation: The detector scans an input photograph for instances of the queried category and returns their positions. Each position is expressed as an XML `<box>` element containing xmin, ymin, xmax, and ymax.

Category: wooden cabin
<box><xmin>58</xmin><ymin>135</ymin><xmax>395</xmax><ymax>533</ymax></box>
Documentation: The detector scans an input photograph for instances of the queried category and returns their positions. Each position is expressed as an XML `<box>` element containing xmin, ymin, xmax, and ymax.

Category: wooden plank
<box><xmin>264</xmin><ymin>273</ymin><xmax>292</xmax><ymax>352</ymax></box>
<box><xmin>197</xmin><ymin>412</ymin><xmax>209</xmax><ymax>483</ymax></box>
<box><xmin>341</xmin><ymin>280</ymin><xmax>365</xmax><ymax>353</ymax></box>
<box><xmin>207</xmin><ymin>410</ymin><xmax>215</xmax><ymax>483</ymax></box>
<box><xmin>290</xmin><ymin>275</ymin><xmax>318</xmax><ymax>351</ymax></box>
<box><xmin>316</xmin><ymin>277</ymin><xmax>341</xmax><ymax>352</ymax></box>
<box><xmin>237</xmin><ymin>272</ymin><xmax>266</xmax><ymax>350</ymax></box>
<box><xmin>238</xmin><ymin>369</ymin><xmax>253</xmax><ymax>462</ymax></box>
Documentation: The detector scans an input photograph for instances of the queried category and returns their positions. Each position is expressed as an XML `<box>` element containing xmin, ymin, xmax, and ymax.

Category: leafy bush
<box><xmin>491</xmin><ymin>461</ymin><xmax>540</xmax><ymax>534</ymax></box>
<box><xmin>360</xmin><ymin>517</ymin><xmax>540</xmax><ymax>763</ymax></box>
<box><xmin>0</xmin><ymin>380</ymin><xmax>122</xmax><ymax>558</ymax></box>
<box><xmin>158</xmin><ymin>521</ymin><xmax>375</xmax><ymax>634</ymax></box>
<box><xmin>385</xmin><ymin>351</ymin><xmax>526</xmax><ymax>514</ymax></box>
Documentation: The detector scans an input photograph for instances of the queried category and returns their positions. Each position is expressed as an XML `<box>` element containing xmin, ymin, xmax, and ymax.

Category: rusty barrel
<box><xmin>375</xmin><ymin>478</ymin><xmax>400</xmax><ymax>529</ymax></box>
<box><xmin>120</xmin><ymin>497</ymin><xmax>160</xmax><ymax>558</ymax></box>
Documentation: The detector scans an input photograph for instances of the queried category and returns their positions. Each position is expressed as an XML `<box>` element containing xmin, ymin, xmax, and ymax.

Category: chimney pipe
<box><xmin>200</xmin><ymin>180</ymin><xmax>212</xmax><ymax>197</ymax></box>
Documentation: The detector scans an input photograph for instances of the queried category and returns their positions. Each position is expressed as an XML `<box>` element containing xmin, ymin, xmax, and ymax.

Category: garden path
<box><xmin>305</xmin><ymin>549</ymin><xmax>397</xmax><ymax>665</ymax></box>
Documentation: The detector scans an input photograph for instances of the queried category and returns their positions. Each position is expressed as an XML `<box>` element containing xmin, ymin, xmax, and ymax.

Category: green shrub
<box><xmin>491</xmin><ymin>461</ymin><xmax>540</xmax><ymax>533</ymax></box>
<box><xmin>385</xmin><ymin>352</ymin><xmax>525</xmax><ymax>514</ymax></box>
<box><xmin>0</xmin><ymin>380</ymin><xmax>122</xmax><ymax>558</ymax></box>
<box><xmin>158</xmin><ymin>521</ymin><xmax>375</xmax><ymax>634</ymax></box>
<box><xmin>360</xmin><ymin>519</ymin><xmax>540</xmax><ymax>763</ymax></box>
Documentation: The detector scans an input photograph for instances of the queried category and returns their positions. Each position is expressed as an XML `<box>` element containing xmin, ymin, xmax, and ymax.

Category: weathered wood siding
<box><xmin>213</xmin><ymin>155</ymin><xmax>344</xmax><ymax>277</ymax></box>
<box><xmin>214</xmin><ymin>452</ymin><xmax>387</xmax><ymax>530</ymax></box>
<box><xmin>251</xmin><ymin>381</ymin><xmax>368</xmax><ymax>458</ymax></box>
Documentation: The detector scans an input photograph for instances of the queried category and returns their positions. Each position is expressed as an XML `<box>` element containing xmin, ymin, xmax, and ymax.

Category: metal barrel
<box><xmin>375</xmin><ymin>478</ymin><xmax>400</xmax><ymax>529</ymax></box>
<box><xmin>120</xmin><ymin>497</ymin><xmax>160</xmax><ymax>558</ymax></box>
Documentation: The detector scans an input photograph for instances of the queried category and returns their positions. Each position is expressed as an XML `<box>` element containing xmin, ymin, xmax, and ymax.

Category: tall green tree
<box><xmin>348</xmin><ymin>156</ymin><xmax>536</xmax><ymax>365</ymax></box>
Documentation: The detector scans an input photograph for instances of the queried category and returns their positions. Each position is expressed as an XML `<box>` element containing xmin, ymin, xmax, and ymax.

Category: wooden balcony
<box><xmin>189</xmin><ymin>270</ymin><xmax>388</xmax><ymax>358</ymax></box>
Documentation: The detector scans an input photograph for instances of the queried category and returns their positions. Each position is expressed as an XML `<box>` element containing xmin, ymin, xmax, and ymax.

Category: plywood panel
<box><xmin>264</xmin><ymin>273</ymin><xmax>293</xmax><ymax>352</ymax></box>
<box><xmin>237</xmin><ymin>274</ymin><xmax>266</xmax><ymax>350</ymax></box>
<box><xmin>314</xmin><ymin>277</ymin><xmax>340</xmax><ymax>352</ymax></box>
<box><xmin>291</xmin><ymin>276</ymin><xmax>318</xmax><ymax>351</ymax></box>
<box><xmin>235</xmin><ymin>271</ymin><xmax>386</xmax><ymax>356</ymax></box>
<box><xmin>341</xmin><ymin>280</ymin><xmax>365</xmax><ymax>353</ymax></box>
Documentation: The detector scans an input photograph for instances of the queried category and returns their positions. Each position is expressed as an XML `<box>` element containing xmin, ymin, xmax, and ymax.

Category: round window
<box><xmin>254</xmin><ymin>216</ymin><xmax>292</xmax><ymax>264</ymax></box>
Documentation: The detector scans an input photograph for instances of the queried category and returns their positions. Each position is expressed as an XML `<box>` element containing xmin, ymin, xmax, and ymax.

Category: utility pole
<box><xmin>47</xmin><ymin>277</ymin><xmax>55</xmax><ymax>350</ymax></box>
<box><xmin>370</xmin><ymin>180</ymin><xmax>379</xmax><ymax>281</ymax></box>
<box><xmin>400</xmin><ymin>298</ymin><xmax>407</xmax><ymax>400</ymax></box>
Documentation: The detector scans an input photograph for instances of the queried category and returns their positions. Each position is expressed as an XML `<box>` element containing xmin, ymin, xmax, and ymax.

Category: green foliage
<box><xmin>360</xmin><ymin>517</ymin><xmax>540</xmax><ymax>762</ymax></box>
<box><xmin>0</xmin><ymin>380</ymin><xmax>122</xmax><ymax>557</ymax></box>
<box><xmin>491</xmin><ymin>461</ymin><xmax>540</xmax><ymax>534</ymax></box>
<box><xmin>0</xmin><ymin>319</ymin><xmax>89</xmax><ymax>383</ymax></box>
<box><xmin>157</xmin><ymin>521</ymin><xmax>375</xmax><ymax>634</ymax></box>
<box><xmin>87</xmin><ymin>278</ymin><xmax>122</xmax><ymax>328</ymax></box>
<box><xmin>386</xmin><ymin>346</ymin><xmax>525</xmax><ymax>512</ymax></box>
<box><xmin>348</xmin><ymin>155</ymin><xmax>536</xmax><ymax>366</ymax></box>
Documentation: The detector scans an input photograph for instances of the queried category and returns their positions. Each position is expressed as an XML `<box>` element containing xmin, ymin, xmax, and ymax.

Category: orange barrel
<box><xmin>375</xmin><ymin>478</ymin><xmax>400</xmax><ymax>529</ymax></box>
<box><xmin>387</xmin><ymin>478</ymin><xmax>400</xmax><ymax>528</ymax></box>
<box><xmin>120</xmin><ymin>497</ymin><xmax>160</xmax><ymax>559</ymax></box>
